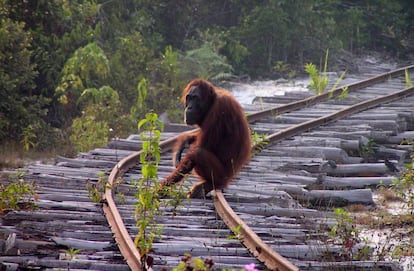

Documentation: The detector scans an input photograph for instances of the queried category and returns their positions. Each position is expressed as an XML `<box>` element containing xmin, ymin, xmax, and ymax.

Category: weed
<box><xmin>360</xmin><ymin>138</ymin><xmax>376</xmax><ymax>159</ymax></box>
<box><xmin>70</xmin><ymin>110</ymin><xmax>110</xmax><ymax>153</ymax></box>
<box><xmin>173</xmin><ymin>254</ymin><xmax>215</xmax><ymax>271</ymax></box>
<box><xmin>329</xmin><ymin>208</ymin><xmax>368</xmax><ymax>260</ymax></box>
<box><xmin>305</xmin><ymin>49</ymin><xmax>346</xmax><ymax>95</ymax></box>
<box><xmin>171</xmin><ymin>254</ymin><xmax>259</xmax><ymax>271</ymax></box>
<box><xmin>305</xmin><ymin>62</ymin><xmax>328</xmax><ymax>95</ymax></box>
<box><xmin>134</xmin><ymin>112</ymin><xmax>164</xmax><ymax>262</ymax></box>
<box><xmin>21</xmin><ymin>125</ymin><xmax>37</xmax><ymax>151</ymax></box>
<box><xmin>0</xmin><ymin>170</ymin><xmax>38</xmax><ymax>214</ymax></box>
<box><xmin>338</xmin><ymin>86</ymin><xmax>349</xmax><ymax>99</ymax></box>
<box><xmin>61</xmin><ymin>247</ymin><xmax>82</xmax><ymax>260</ymax></box>
<box><xmin>163</xmin><ymin>182</ymin><xmax>189</xmax><ymax>216</ymax></box>
<box><xmin>356</xmin><ymin>147</ymin><xmax>414</xmax><ymax>267</ymax></box>
<box><xmin>227</xmin><ymin>224</ymin><xmax>243</xmax><ymax>240</ymax></box>
<box><xmin>328</xmin><ymin>72</ymin><xmax>347</xmax><ymax>98</ymax></box>
<box><xmin>61</xmin><ymin>247</ymin><xmax>82</xmax><ymax>271</ymax></box>
<box><xmin>273</xmin><ymin>61</ymin><xmax>296</xmax><ymax>79</ymax></box>
<box><xmin>405</xmin><ymin>68</ymin><xmax>413</xmax><ymax>88</ymax></box>
<box><xmin>251</xmin><ymin>130</ymin><xmax>269</xmax><ymax>156</ymax></box>
<box><xmin>391</xmin><ymin>165</ymin><xmax>414</xmax><ymax>208</ymax></box>
<box><xmin>86</xmin><ymin>172</ymin><xmax>108</xmax><ymax>203</ymax></box>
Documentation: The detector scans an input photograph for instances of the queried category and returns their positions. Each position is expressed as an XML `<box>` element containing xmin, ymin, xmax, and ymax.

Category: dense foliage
<box><xmin>1</xmin><ymin>0</ymin><xmax>413</xmax><ymax>152</ymax></box>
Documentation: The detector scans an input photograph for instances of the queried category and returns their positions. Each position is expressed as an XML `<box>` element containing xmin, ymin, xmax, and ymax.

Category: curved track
<box><xmin>104</xmin><ymin>65</ymin><xmax>414</xmax><ymax>270</ymax></box>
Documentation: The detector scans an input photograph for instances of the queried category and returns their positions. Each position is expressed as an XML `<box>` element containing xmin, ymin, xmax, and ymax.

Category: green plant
<box><xmin>391</xmin><ymin>154</ymin><xmax>414</xmax><ymax>208</ymax></box>
<box><xmin>172</xmin><ymin>254</ymin><xmax>259</xmax><ymax>271</ymax></box>
<box><xmin>360</xmin><ymin>138</ymin><xmax>376</xmax><ymax>159</ymax></box>
<box><xmin>20</xmin><ymin>125</ymin><xmax>37</xmax><ymax>151</ymax></box>
<box><xmin>130</xmin><ymin>78</ymin><xmax>148</xmax><ymax>120</ymax></box>
<box><xmin>251</xmin><ymin>130</ymin><xmax>269</xmax><ymax>156</ymax></box>
<box><xmin>273</xmin><ymin>61</ymin><xmax>296</xmax><ymax>78</ymax></box>
<box><xmin>329</xmin><ymin>208</ymin><xmax>363</xmax><ymax>260</ymax></box>
<box><xmin>305</xmin><ymin>49</ymin><xmax>346</xmax><ymax>95</ymax></box>
<box><xmin>61</xmin><ymin>247</ymin><xmax>82</xmax><ymax>260</ymax></box>
<box><xmin>391</xmin><ymin>243</ymin><xmax>414</xmax><ymax>259</ymax></box>
<box><xmin>405</xmin><ymin>68</ymin><xmax>413</xmax><ymax>88</ymax></box>
<box><xmin>70</xmin><ymin>109</ymin><xmax>109</xmax><ymax>153</ymax></box>
<box><xmin>69</xmin><ymin>84</ymin><xmax>133</xmax><ymax>152</ymax></box>
<box><xmin>173</xmin><ymin>254</ymin><xmax>215</xmax><ymax>271</ymax></box>
<box><xmin>338</xmin><ymin>86</ymin><xmax>349</xmax><ymax>99</ymax></box>
<box><xmin>86</xmin><ymin>172</ymin><xmax>109</xmax><ymax>203</ymax></box>
<box><xmin>351</xmin><ymin>147</ymin><xmax>414</xmax><ymax>266</ymax></box>
<box><xmin>55</xmin><ymin>42</ymin><xmax>110</xmax><ymax>113</ymax></box>
<box><xmin>163</xmin><ymin>182</ymin><xmax>189</xmax><ymax>216</ymax></box>
<box><xmin>328</xmin><ymin>71</ymin><xmax>347</xmax><ymax>98</ymax></box>
<box><xmin>305</xmin><ymin>62</ymin><xmax>328</xmax><ymax>95</ymax></box>
<box><xmin>0</xmin><ymin>170</ymin><xmax>38</xmax><ymax>213</ymax></box>
<box><xmin>108</xmin><ymin>32</ymin><xmax>153</xmax><ymax>111</ymax></box>
<box><xmin>0</xmin><ymin>17</ymin><xmax>49</xmax><ymax>143</ymax></box>
<box><xmin>134</xmin><ymin>112</ymin><xmax>164</xmax><ymax>260</ymax></box>
<box><xmin>61</xmin><ymin>247</ymin><xmax>82</xmax><ymax>271</ymax></box>
<box><xmin>227</xmin><ymin>224</ymin><xmax>243</xmax><ymax>241</ymax></box>
<box><xmin>181</xmin><ymin>43</ymin><xmax>234</xmax><ymax>81</ymax></box>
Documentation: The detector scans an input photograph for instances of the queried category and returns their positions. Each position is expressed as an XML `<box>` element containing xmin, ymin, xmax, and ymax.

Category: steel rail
<box><xmin>266</xmin><ymin>85</ymin><xmax>414</xmax><ymax>145</ymax></box>
<box><xmin>102</xmin><ymin>136</ymin><xmax>179</xmax><ymax>271</ymax></box>
<box><xmin>212</xmin><ymin>85</ymin><xmax>414</xmax><ymax>270</ymax></box>
<box><xmin>212</xmin><ymin>190</ymin><xmax>300</xmax><ymax>271</ymax></box>
<box><xmin>246</xmin><ymin>64</ymin><xmax>414</xmax><ymax>122</ymax></box>
<box><xmin>103</xmin><ymin>65</ymin><xmax>414</xmax><ymax>271</ymax></box>
<box><xmin>103</xmin><ymin>151</ymin><xmax>145</xmax><ymax>271</ymax></box>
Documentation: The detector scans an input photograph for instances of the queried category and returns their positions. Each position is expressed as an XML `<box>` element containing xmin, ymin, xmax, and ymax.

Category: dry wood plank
<box><xmin>51</xmin><ymin>237</ymin><xmax>111</xmax><ymax>250</ymax></box>
<box><xmin>0</xmin><ymin>256</ymin><xmax>130</xmax><ymax>270</ymax></box>
<box><xmin>56</xmin><ymin>156</ymin><xmax>116</xmax><ymax>168</ymax></box>
<box><xmin>295</xmin><ymin>260</ymin><xmax>401</xmax><ymax>271</ymax></box>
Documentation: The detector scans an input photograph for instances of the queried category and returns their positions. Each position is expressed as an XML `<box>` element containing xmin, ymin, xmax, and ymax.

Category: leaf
<box><xmin>138</xmin><ymin>118</ymin><xmax>148</xmax><ymax>130</ymax></box>
<box><xmin>141</xmin><ymin>164</ymin><xmax>149</xmax><ymax>178</ymax></box>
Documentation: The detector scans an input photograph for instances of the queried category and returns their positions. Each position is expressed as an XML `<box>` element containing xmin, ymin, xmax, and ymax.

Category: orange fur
<box><xmin>161</xmin><ymin>79</ymin><xmax>251</xmax><ymax>198</ymax></box>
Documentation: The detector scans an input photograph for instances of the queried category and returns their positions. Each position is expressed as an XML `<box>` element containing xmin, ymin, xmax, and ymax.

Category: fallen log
<box><xmin>323</xmin><ymin>163</ymin><xmax>390</xmax><ymax>177</ymax></box>
<box><xmin>301</xmin><ymin>189</ymin><xmax>374</xmax><ymax>207</ymax></box>
<box><xmin>319</xmin><ymin>176</ymin><xmax>396</xmax><ymax>189</ymax></box>
<box><xmin>253</xmin><ymin>185</ymin><xmax>374</xmax><ymax>207</ymax></box>
<box><xmin>265</xmin><ymin>146</ymin><xmax>361</xmax><ymax>164</ymax></box>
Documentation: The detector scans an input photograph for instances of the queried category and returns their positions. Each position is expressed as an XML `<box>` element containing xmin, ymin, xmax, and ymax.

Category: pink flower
<box><xmin>245</xmin><ymin>263</ymin><xmax>259</xmax><ymax>271</ymax></box>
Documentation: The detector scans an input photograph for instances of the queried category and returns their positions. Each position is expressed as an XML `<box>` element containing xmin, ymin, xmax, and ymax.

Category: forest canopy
<box><xmin>1</xmin><ymin>0</ymin><xmax>413</xmax><ymax>153</ymax></box>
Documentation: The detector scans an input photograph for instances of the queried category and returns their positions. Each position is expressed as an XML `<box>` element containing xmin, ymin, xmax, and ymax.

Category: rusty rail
<box><xmin>212</xmin><ymin>190</ymin><xmax>299</xmax><ymax>271</ymax></box>
<box><xmin>103</xmin><ymin>65</ymin><xmax>414</xmax><ymax>271</ymax></box>
<box><xmin>247</xmin><ymin>64</ymin><xmax>414</xmax><ymax>122</ymax></box>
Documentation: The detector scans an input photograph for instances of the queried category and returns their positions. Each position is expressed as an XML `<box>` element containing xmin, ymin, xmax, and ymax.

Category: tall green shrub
<box><xmin>69</xmin><ymin>86</ymin><xmax>126</xmax><ymax>152</ymax></box>
<box><xmin>55</xmin><ymin>42</ymin><xmax>110</xmax><ymax>116</ymax></box>
<box><xmin>108</xmin><ymin>32</ymin><xmax>153</xmax><ymax>111</ymax></box>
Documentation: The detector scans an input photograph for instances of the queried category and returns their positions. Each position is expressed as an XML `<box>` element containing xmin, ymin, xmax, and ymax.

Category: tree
<box><xmin>108</xmin><ymin>32</ymin><xmax>153</xmax><ymax>111</ymax></box>
<box><xmin>0</xmin><ymin>18</ymin><xmax>48</xmax><ymax>146</ymax></box>
<box><xmin>238</xmin><ymin>1</ymin><xmax>289</xmax><ymax>76</ymax></box>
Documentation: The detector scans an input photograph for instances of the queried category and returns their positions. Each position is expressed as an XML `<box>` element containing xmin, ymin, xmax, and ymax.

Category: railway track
<box><xmin>1</xmin><ymin>64</ymin><xmax>413</xmax><ymax>270</ymax></box>
<box><xmin>104</xmin><ymin>65</ymin><xmax>414</xmax><ymax>270</ymax></box>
